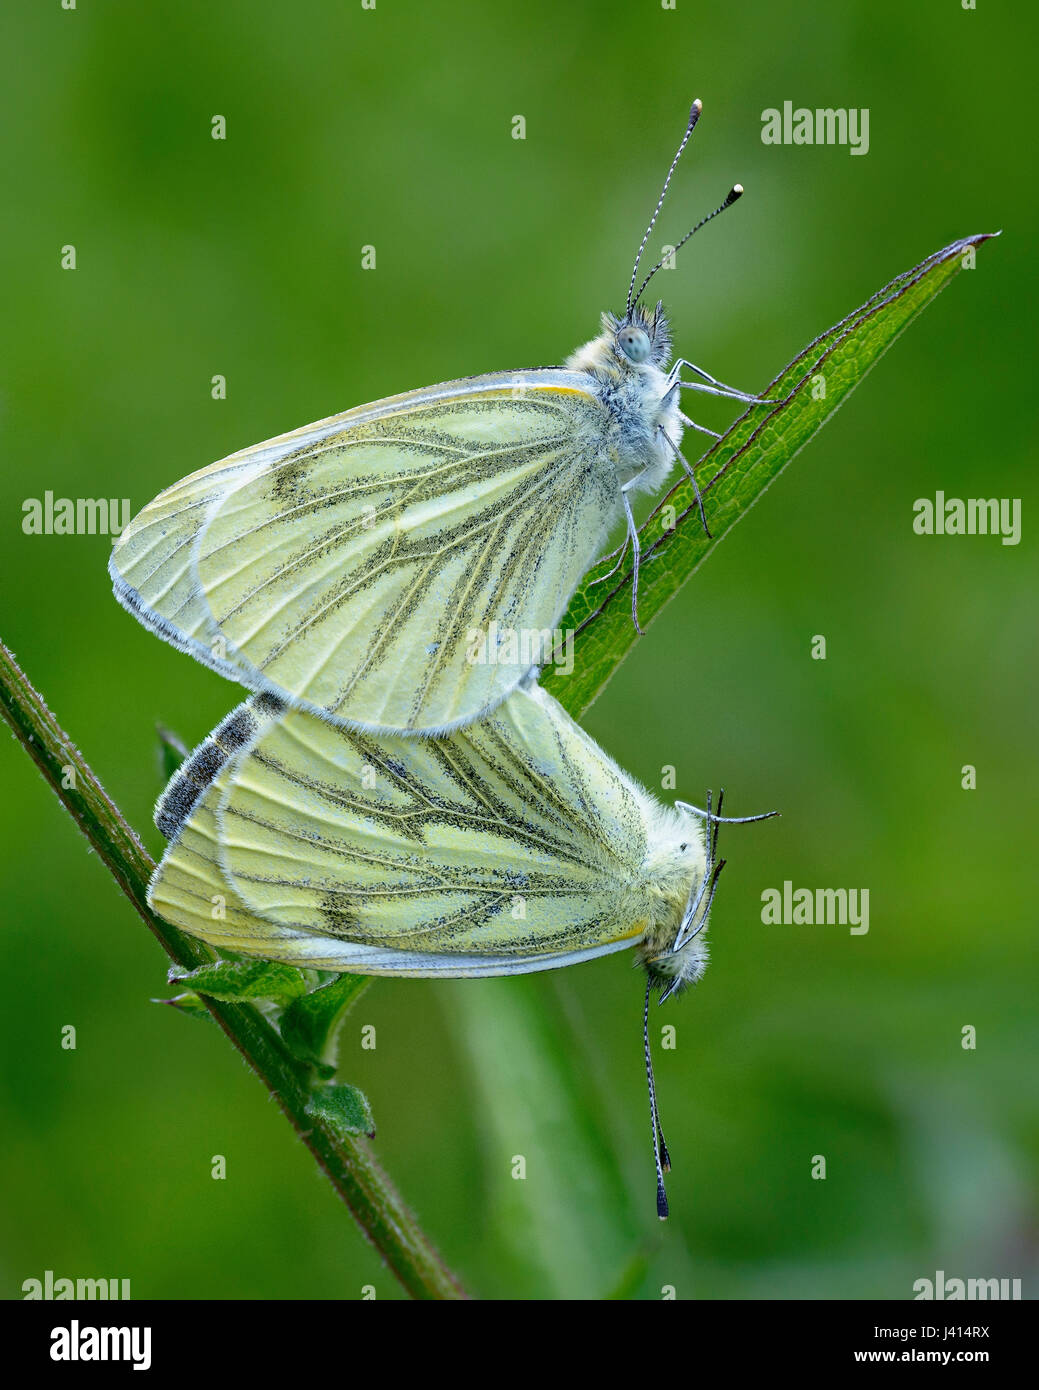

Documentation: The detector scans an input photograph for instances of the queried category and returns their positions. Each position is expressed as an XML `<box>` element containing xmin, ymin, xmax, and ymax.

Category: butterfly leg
<box><xmin>620</xmin><ymin>478</ymin><xmax>644</xmax><ymax>635</ymax></box>
<box><xmin>679</xmin><ymin>379</ymin><xmax>781</xmax><ymax>406</ymax></box>
<box><xmin>668</xmin><ymin>791</ymin><xmax>778</xmax><ymax>961</ymax></box>
<box><xmin>659</xmin><ymin>427</ymin><xmax>711</xmax><ymax>539</ymax></box>
<box><xmin>669</xmin><ymin>357</ymin><xmax>779</xmax><ymax>404</ymax></box>
<box><xmin>678</xmin><ymin>410</ymin><xmax>721</xmax><ymax>441</ymax></box>
<box><xmin>589</xmin><ymin>533</ymin><xmax>630</xmax><ymax>585</ymax></box>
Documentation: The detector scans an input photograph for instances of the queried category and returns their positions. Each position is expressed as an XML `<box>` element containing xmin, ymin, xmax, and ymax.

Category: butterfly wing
<box><xmin>113</xmin><ymin>372</ymin><xmax>617</xmax><ymax>734</ymax></box>
<box><xmin>109</xmin><ymin>448</ymin><xmax>270</xmax><ymax>686</ymax></box>
<box><xmin>148</xmin><ymin>682</ymin><xmax>654</xmax><ymax>976</ymax></box>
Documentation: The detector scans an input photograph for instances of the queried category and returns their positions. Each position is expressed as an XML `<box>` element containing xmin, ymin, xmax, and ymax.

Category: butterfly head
<box><xmin>615</xmin><ymin>302</ymin><xmax>673</xmax><ymax>369</ymax></box>
<box><xmin>634</xmin><ymin>803</ymin><xmax>710</xmax><ymax>998</ymax></box>
<box><xmin>565</xmin><ymin>303</ymin><xmax>673</xmax><ymax>381</ymax></box>
<box><xmin>638</xmin><ymin>793</ymin><xmax>778</xmax><ymax>1003</ymax></box>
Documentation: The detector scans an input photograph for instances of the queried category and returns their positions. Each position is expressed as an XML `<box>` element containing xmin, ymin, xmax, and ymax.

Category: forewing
<box><xmin>197</xmin><ymin>378</ymin><xmax>615</xmax><ymax>732</ymax></box>
<box><xmin>110</xmin><ymin>448</ymin><xmax>269</xmax><ymax>682</ymax></box>
<box><xmin>114</xmin><ymin>374</ymin><xmax>616</xmax><ymax>733</ymax></box>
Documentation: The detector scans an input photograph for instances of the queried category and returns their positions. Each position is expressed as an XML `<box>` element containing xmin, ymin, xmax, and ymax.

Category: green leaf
<box><xmin>153</xmin><ymin>990</ymin><xmax>216</xmax><ymax>1024</ymax></box>
<box><xmin>306</xmin><ymin>1083</ymin><xmax>376</xmax><ymax>1139</ymax></box>
<box><xmin>168</xmin><ymin>958</ymin><xmax>309</xmax><ymax>1005</ymax></box>
<box><xmin>544</xmin><ymin>233</ymin><xmax>998</xmax><ymax>716</ymax></box>
<box><xmin>280</xmin><ymin>973</ymin><xmax>370</xmax><ymax>1071</ymax></box>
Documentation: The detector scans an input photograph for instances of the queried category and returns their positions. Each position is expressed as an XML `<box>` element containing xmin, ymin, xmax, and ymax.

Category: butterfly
<box><xmin>149</xmin><ymin>676</ymin><xmax>774</xmax><ymax>1216</ymax></box>
<box><xmin>111</xmin><ymin>99</ymin><xmax>767</xmax><ymax>736</ymax></box>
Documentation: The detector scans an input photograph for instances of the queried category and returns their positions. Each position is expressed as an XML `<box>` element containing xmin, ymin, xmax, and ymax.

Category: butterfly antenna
<box><xmin>712</xmin><ymin>786</ymin><xmax>725</xmax><ymax>864</ymax></box>
<box><xmin>626</xmin><ymin>99</ymin><xmax>703</xmax><ymax>320</ymax></box>
<box><xmin>644</xmin><ymin>977</ymin><xmax>671</xmax><ymax>1219</ymax></box>
<box><xmin>676</xmin><ymin>795</ymin><xmax>779</xmax><ymax>830</ymax></box>
<box><xmin>684</xmin><ymin>857</ymin><xmax>727</xmax><ymax>944</ymax></box>
<box><xmin>631</xmin><ymin>183</ymin><xmax>744</xmax><ymax>311</ymax></box>
<box><xmin>672</xmin><ymin>792</ymin><xmax>778</xmax><ymax>952</ymax></box>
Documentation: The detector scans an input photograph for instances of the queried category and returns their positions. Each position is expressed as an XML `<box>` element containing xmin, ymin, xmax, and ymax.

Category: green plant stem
<box><xmin>0</xmin><ymin>638</ymin><xmax>466</xmax><ymax>1301</ymax></box>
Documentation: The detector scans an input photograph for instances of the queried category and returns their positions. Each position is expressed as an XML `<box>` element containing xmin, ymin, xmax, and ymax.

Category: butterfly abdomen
<box><xmin>154</xmin><ymin>692</ymin><xmax>286</xmax><ymax>840</ymax></box>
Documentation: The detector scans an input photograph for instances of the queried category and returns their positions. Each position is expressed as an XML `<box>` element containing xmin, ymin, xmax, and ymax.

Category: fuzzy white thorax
<box><xmin>564</xmin><ymin>303</ymin><xmax>685</xmax><ymax>496</ymax></box>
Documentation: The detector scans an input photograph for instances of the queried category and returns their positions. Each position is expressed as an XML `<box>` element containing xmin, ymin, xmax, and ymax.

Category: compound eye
<box><xmin>617</xmin><ymin>325</ymin><xmax>651</xmax><ymax>363</ymax></box>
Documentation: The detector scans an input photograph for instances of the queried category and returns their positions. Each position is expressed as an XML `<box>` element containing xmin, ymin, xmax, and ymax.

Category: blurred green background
<box><xmin>1</xmin><ymin>1</ymin><xmax>1035</xmax><ymax>1301</ymax></box>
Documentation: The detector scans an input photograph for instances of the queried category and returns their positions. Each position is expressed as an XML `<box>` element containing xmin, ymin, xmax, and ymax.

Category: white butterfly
<box><xmin>149</xmin><ymin>677</ymin><xmax>774</xmax><ymax>1215</ymax></box>
<box><xmin>111</xmin><ymin>100</ymin><xmax>766</xmax><ymax>735</ymax></box>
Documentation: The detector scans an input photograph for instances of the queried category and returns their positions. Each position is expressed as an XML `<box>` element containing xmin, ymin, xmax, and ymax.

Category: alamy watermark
<box><xmin>761</xmin><ymin>881</ymin><xmax>869</xmax><ymax>935</ymax></box>
<box><xmin>49</xmin><ymin>1320</ymin><xmax>151</xmax><ymax>1371</ymax></box>
<box><xmin>466</xmin><ymin>623</ymin><xmax>574</xmax><ymax>676</ymax></box>
<box><xmin>913</xmin><ymin>1270</ymin><xmax>1022</xmax><ymax>1300</ymax></box>
<box><xmin>761</xmin><ymin>102</ymin><xmax>870</xmax><ymax>156</ymax></box>
<box><xmin>22</xmin><ymin>492</ymin><xmax>130</xmax><ymax>535</ymax></box>
<box><xmin>23</xmin><ymin>1270</ymin><xmax>131</xmax><ymax>1299</ymax></box>
<box><xmin>913</xmin><ymin>493</ymin><xmax>1021</xmax><ymax>545</ymax></box>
